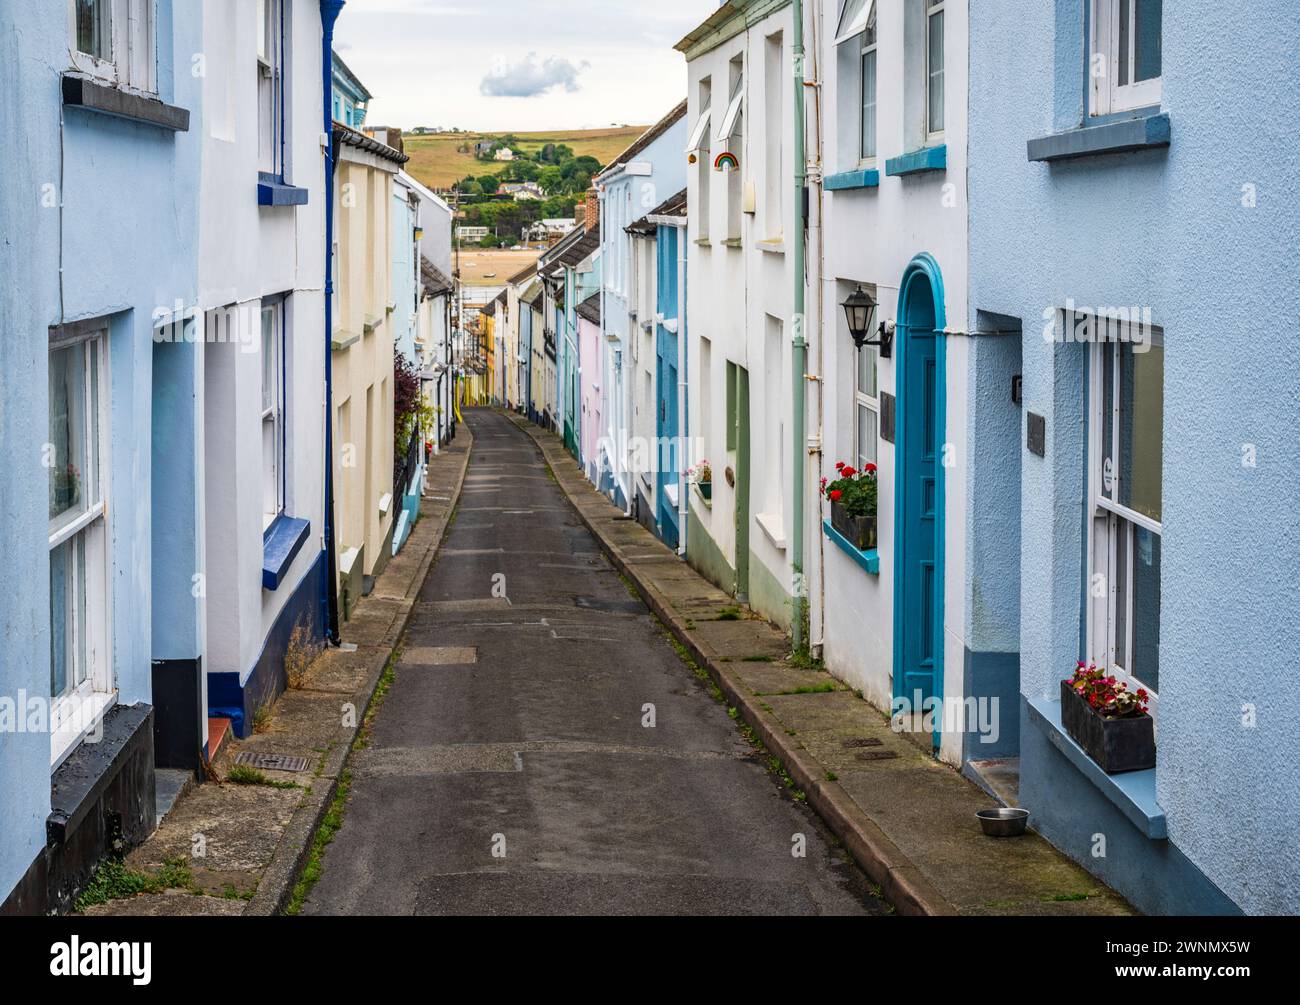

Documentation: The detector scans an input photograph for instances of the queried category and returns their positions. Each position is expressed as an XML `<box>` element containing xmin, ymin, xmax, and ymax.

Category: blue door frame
<box><xmin>655</xmin><ymin>226</ymin><xmax>681</xmax><ymax>549</ymax></box>
<box><xmin>891</xmin><ymin>253</ymin><xmax>947</xmax><ymax>753</ymax></box>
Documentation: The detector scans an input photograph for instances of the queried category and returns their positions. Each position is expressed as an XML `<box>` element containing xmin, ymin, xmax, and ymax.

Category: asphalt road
<box><xmin>303</xmin><ymin>409</ymin><xmax>887</xmax><ymax>916</ymax></box>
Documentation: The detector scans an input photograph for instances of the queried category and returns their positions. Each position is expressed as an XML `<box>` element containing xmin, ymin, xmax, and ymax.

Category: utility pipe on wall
<box><xmin>791</xmin><ymin>0</ymin><xmax>810</xmax><ymax>652</ymax></box>
<box><xmin>320</xmin><ymin>0</ymin><xmax>346</xmax><ymax>646</ymax></box>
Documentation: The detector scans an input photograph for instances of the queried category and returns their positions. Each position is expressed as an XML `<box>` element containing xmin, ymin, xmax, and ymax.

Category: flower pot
<box><xmin>1059</xmin><ymin>680</ymin><xmax>1155</xmax><ymax>774</ymax></box>
<box><xmin>831</xmin><ymin>499</ymin><xmax>876</xmax><ymax>551</ymax></box>
<box><xmin>698</xmin><ymin>481</ymin><xmax>712</xmax><ymax>501</ymax></box>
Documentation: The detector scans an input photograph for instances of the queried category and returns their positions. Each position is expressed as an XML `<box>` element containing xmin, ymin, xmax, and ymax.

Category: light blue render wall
<box><xmin>968</xmin><ymin>0</ymin><xmax>1300</xmax><ymax>914</ymax></box>
<box><xmin>391</xmin><ymin>189</ymin><xmax>417</xmax><ymax>364</ymax></box>
<box><xmin>0</xmin><ymin>1</ymin><xmax>203</xmax><ymax>900</ymax></box>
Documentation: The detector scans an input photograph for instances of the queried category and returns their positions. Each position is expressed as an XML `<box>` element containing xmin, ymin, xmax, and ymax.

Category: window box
<box><xmin>262</xmin><ymin>515</ymin><xmax>310</xmax><ymax>591</ymax></box>
<box><xmin>825</xmin><ymin>169</ymin><xmax>880</xmax><ymax>191</ymax></box>
<box><xmin>1060</xmin><ymin>679</ymin><xmax>1155</xmax><ymax>774</ymax></box>
<box><xmin>830</xmin><ymin>498</ymin><xmax>876</xmax><ymax>552</ymax></box>
<box><xmin>822</xmin><ymin>518</ymin><xmax>879</xmax><ymax>575</ymax></box>
<box><xmin>1027</xmin><ymin>113</ymin><xmax>1170</xmax><ymax>163</ymax></box>
<box><xmin>61</xmin><ymin>74</ymin><xmax>189</xmax><ymax>132</ymax></box>
<box><xmin>884</xmin><ymin>144</ymin><xmax>946</xmax><ymax>177</ymax></box>
<box><xmin>696</xmin><ymin>480</ymin><xmax>712</xmax><ymax>502</ymax></box>
<box><xmin>258</xmin><ymin>173</ymin><xmax>310</xmax><ymax>207</ymax></box>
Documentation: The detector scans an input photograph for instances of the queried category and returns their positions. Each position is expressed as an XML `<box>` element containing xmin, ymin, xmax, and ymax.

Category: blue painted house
<box><xmin>967</xmin><ymin>0</ymin><xmax>1300</xmax><ymax>914</ymax></box>
<box><xmin>331</xmin><ymin>50</ymin><xmax>371</xmax><ymax>129</ymax></box>
<box><xmin>0</xmin><ymin>0</ymin><xmax>204</xmax><ymax>914</ymax></box>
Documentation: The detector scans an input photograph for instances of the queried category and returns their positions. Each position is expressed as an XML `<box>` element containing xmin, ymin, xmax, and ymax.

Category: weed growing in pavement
<box><xmin>225</xmin><ymin>765</ymin><xmax>301</xmax><ymax>790</ymax></box>
<box><xmin>74</xmin><ymin>857</ymin><xmax>197</xmax><ymax>910</ymax></box>
<box><xmin>285</xmin><ymin>769</ymin><xmax>352</xmax><ymax>916</ymax></box>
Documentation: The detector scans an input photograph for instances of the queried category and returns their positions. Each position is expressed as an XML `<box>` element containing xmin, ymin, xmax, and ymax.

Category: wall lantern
<box><xmin>842</xmin><ymin>285</ymin><xmax>893</xmax><ymax>358</ymax></box>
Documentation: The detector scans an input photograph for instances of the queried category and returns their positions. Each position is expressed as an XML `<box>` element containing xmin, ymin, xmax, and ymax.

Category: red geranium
<box><xmin>1066</xmin><ymin>662</ymin><xmax>1150</xmax><ymax>719</ymax></box>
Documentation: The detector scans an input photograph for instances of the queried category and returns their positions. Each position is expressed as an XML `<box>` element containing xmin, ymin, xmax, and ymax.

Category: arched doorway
<box><xmin>892</xmin><ymin>253</ymin><xmax>947</xmax><ymax>751</ymax></box>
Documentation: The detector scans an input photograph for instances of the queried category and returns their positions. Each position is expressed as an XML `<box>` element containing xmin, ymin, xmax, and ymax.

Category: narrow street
<box><xmin>303</xmin><ymin>409</ymin><xmax>886</xmax><ymax>916</ymax></box>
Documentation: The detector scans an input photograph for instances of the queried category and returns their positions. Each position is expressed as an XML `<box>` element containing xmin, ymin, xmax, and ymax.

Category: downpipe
<box><xmin>791</xmin><ymin>0</ymin><xmax>810</xmax><ymax>652</ymax></box>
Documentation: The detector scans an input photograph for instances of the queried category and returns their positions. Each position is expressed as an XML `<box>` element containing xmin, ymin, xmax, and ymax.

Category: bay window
<box><xmin>1087</xmin><ymin>327</ymin><xmax>1164</xmax><ymax>707</ymax></box>
<box><xmin>48</xmin><ymin>330</ymin><xmax>112</xmax><ymax>762</ymax></box>
<box><xmin>1090</xmin><ymin>0</ymin><xmax>1163</xmax><ymax>115</ymax></box>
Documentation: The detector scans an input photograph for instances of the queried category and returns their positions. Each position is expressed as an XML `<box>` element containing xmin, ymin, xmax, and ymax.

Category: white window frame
<box><xmin>855</xmin><ymin>343</ymin><xmax>879</xmax><ymax>472</ymax></box>
<box><xmin>48</xmin><ymin>331</ymin><xmax>114</xmax><ymax>766</ymax></box>
<box><xmin>68</xmin><ymin>0</ymin><xmax>157</xmax><ymax>94</ymax></box>
<box><xmin>1090</xmin><ymin>0</ymin><xmax>1163</xmax><ymax>116</ymax></box>
<box><xmin>859</xmin><ymin>9</ymin><xmax>879</xmax><ymax>163</ymax></box>
<box><xmin>262</xmin><ymin>298</ymin><xmax>286</xmax><ymax>528</ymax></box>
<box><xmin>716</xmin><ymin>74</ymin><xmax>745</xmax><ymax>146</ymax></box>
<box><xmin>925</xmin><ymin>0</ymin><xmax>946</xmax><ymax>141</ymax></box>
<box><xmin>258</xmin><ymin>0</ymin><xmax>285</xmax><ymax>177</ymax></box>
<box><xmin>1085</xmin><ymin>327</ymin><xmax>1163</xmax><ymax>716</ymax></box>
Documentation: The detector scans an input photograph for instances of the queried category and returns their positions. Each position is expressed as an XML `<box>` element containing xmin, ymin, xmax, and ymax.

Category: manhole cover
<box><xmin>842</xmin><ymin>737</ymin><xmax>884</xmax><ymax>748</ymax></box>
<box><xmin>234</xmin><ymin>752</ymin><xmax>311</xmax><ymax>773</ymax></box>
<box><xmin>854</xmin><ymin>750</ymin><xmax>899</xmax><ymax>762</ymax></box>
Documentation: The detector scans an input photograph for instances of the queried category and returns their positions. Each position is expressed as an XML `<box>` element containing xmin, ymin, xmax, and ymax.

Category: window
<box><xmin>764</xmin><ymin>33</ymin><xmax>784</xmax><ymax>237</ymax></box>
<box><xmin>926</xmin><ymin>0</ymin><xmax>945</xmax><ymax>138</ymax></box>
<box><xmin>261</xmin><ymin>298</ymin><xmax>286</xmax><ymax>527</ymax></box>
<box><xmin>1087</xmin><ymin>327</ymin><xmax>1163</xmax><ymax>703</ymax></box>
<box><xmin>70</xmin><ymin>0</ymin><xmax>156</xmax><ymax>92</ymax></box>
<box><xmin>721</xmin><ymin>56</ymin><xmax>745</xmax><ymax>243</ymax></box>
<box><xmin>860</xmin><ymin>10</ymin><xmax>878</xmax><ymax>160</ymax></box>
<box><xmin>690</xmin><ymin>77</ymin><xmax>712</xmax><ymax>242</ymax></box>
<box><xmin>1090</xmin><ymin>0</ymin><xmax>1162</xmax><ymax>115</ymax></box>
<box><xmin>855</xmin><ymin>344</ymin><xmax>879</xmax><ymax>471</ymax></box>
<box><xmin>48</xmin><ymin>330</ymin><xmax>111</xmax><ymax>761</ymax></box>
<box><xmin>258</xmin><ymin>0</ymin><xmax>285</xmax><ymax>176</ymax></box>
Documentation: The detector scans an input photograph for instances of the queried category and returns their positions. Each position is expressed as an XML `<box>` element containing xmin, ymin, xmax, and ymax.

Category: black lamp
<box><xmin>842</xmin><ymin>285</ymin><xmax>893</xmax><ymax>358</ymax></box>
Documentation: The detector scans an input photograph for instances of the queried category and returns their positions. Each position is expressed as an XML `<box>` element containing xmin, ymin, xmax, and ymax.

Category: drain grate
<box><xmin>842</xmin><ymin>737</ymin><xmax>884</xmax><ymax>749</ymax></box>
<box><xmin>234</xmin><ymin>752</ymin><xmax>311</xmax><ymax>773</ymax></box>
<box><xmin>854</xmin><ymin>750</ymin><xmax>899</xmax><ymax>762</ymax></box>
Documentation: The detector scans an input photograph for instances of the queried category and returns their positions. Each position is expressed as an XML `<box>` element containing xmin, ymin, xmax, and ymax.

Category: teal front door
<box><xmin>893</xmin><ymin>256</ymin><xmax>946</xmax><ymax>748</ymax></box>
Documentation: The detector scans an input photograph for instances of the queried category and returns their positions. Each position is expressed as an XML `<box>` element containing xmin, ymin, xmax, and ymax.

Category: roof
<box><xmin>333</xmin><ymin>121</ymin><xmax>409</xmax><ymax>164</ymax></box>
<box><xmin>538</xmin><ymin>223</ymin><xmax>589</xmax><ymax>270</ymax></box>
<box><xmin>627</xmin><ymin>188</ymin><xmax>687</xmax><ymax>236</ymax></box>
<box><xmin>676</xmin><ymin>1</ymin><xmax>780</xmax><ymax>58</ymax></box>
<box><xmin>556</xmin><ymin>224</ymin><xmax>601</xmax><ymax>268</ymax></box>
<box><xmin>481</xmin><ymin>300</ymin><xmax>496</xmax><ymax>317</ymax></box>
<box><xmin>331</xmin><ymin>50</ymin><xmax>373</xmax><ymax>101</ymax></box>
<box><xmin>420</xmin><ymin>257</ymin><xmax>453</xmax><ymax>298</ymax></box>
<box><xmin>520</xmin><ymin>279</ymin><xmax>545</xmax><ymax>307</ymax></box>
<box><xmin>576</xmin><ymin>292</ymin><xmax>602</xmax><ymax>325</ymax></box>
<box><xmin>597</xmin><ymin>100</ymin><xmax>689</xmax><ymax>181</ymax></box>
<box><xmin>506</xmin><ymin>261</ymin><xmax>539</xmax><ymax>285</ymax></box>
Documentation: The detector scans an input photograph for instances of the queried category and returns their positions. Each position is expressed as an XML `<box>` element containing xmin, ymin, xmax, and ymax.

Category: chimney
<box><xmin>584</xmin><ymin>190</ymin><xmax>600</xmax><ymax>230</ymax></box>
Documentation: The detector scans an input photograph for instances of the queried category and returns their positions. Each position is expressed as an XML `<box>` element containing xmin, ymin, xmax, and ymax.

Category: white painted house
<box><xmin>198</xmin><ymin>0</ymin><xmax>328</xmax><ymax>743</ymax></box>
<box><xmin>678</xmin><ymin>0</ymin><xmax>799</xmax><ymax>630</ymax></box>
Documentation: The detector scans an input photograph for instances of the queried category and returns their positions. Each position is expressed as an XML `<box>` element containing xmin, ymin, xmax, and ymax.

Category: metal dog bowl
<box><xmin>977</xmin><ymin>807</ymin><xmax>1029</xmax><ymax>837</ymax></box>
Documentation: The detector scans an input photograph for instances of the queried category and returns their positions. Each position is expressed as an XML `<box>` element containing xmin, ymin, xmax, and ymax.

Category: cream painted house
<box><xmin>330</xmin><ymin>123</ymin><xmax>406</xmax><ymax>617</ymax></box>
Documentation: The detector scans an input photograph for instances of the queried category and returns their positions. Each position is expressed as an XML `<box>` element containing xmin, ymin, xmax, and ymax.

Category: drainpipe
<box><xmin>321</xmin><ymin>0</ymin><xmax>345</xmax><ymax>646</ymax></box>
<box><xmin>791</xmin><ymin>0</ymin><xmax>810</xmax><ymax>652</ymax></box>
<box><xmin>675</xmin><ymin>221</ymin><xmax>688</xmax><ymax>557</ymax></box>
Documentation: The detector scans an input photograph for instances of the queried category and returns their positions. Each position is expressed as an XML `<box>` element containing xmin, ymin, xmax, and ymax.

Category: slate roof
<box><xmin>627</xmin><ymin>188</ymin><xmax>687</xmax><ymax>236</ymax></box>
<box><xmin>333</xmin><ymin>121</ymin><xmax>409</xmax><ymax>164</ymax></box>
<box><xmin>420</xmin><ymin>256</ymin><xmax>454</xmax><ymax>298</ymax></box>
<box><xmin>576</xmin><ymin>292</ymin><xmax>602</xmax><ymax>325</ymax></box>
<box><xmin>597</xmin><ymin>100</ymin><xmax>689</xmax><ymax>180</ymax></box>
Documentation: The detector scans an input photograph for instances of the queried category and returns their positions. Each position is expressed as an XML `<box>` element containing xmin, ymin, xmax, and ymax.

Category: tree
<box><xmin>538</xmin><ymin>166</ymin><xmax>564</xmax><ymax>195</ymax></box>
<box><xmin>479</xmin><ymin>175</ymin><xmax>502</xmax><ymax>194</ymax></box>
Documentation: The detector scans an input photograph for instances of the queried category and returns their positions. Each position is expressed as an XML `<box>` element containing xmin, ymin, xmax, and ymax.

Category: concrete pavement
<box><xmin>302</xmin><ymin>408</ymin><xmax>887</xmax><ymax>916</ymax></box>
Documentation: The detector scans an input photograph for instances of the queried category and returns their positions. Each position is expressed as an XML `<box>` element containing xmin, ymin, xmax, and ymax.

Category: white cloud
<box><xmin>480</xmin><ymin>53</ymin><xmax>589</xmax><ymax>98</ymax></box>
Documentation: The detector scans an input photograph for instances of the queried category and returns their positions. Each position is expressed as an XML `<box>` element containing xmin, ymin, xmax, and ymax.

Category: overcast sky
<box><xmin>333</xmin><ymin>0</ymin><xmax>714</xmax><ymax>132</ymax></box>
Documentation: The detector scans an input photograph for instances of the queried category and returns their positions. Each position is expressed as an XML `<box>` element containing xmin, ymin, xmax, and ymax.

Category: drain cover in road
<box><xmin>234</xmin><ymin>752</ymin><xmax>310</xmax><ymax>773</ymax></box>
<box><xmin>403</xmin><ymin>646</ymin><xmax>478</xmax><ymax>665</ymax></box>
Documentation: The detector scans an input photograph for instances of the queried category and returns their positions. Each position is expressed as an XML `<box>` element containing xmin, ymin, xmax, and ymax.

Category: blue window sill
<box><xmin>262</xmin><ymin>515</ymin><xmax>311</xmax><ymax>591</ymax></box>
<box><xmin>1027</xmin><ymin>113</ymin><xmax>1171</xmax><ymax>163</ymax></box>
<box><xmin>822</xmin><ymin>519</ymin><xmax>879</xmax><ymax>575</ymax></box>
<box><xmin>258</xmin><ymin>173</ymin><xmax>310</xmax><ymax>206</ymax></box>
<box><xmin>62</xmin><ymin>73</ymin><xmax>190</xmax><ymax>132</ymax></box>
<box><xmin>1025</xmin><ymin>693</ymin><xmax>1167</xmax><ymax>839</ymax></box>
<box><xmin>884</xmin><ymin>144</ymin><xmax>946</xmax><ymax>177</ymax></box>
<box><xmin>825</xmin><ymin>169</ymin><xmax>880</xmax><ymax>191</ymax></box>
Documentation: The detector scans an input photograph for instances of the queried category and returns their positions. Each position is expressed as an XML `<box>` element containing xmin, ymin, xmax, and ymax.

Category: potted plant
<box><xmin>824</xmin><ymin>461</ymin><xmax>877</xmax><ymax>551</ymax></box>
<box><xmin>1060</xmin><ymin>662</ymin><xmax>1155</xmax><ymax>774</ymax></box>
<box><xmin>50</xmin><ymin>463</ymin><xmax>80</xmax><ymax>514</ymax></box>
<box><xmin>689</xmin><ymin>459</ymin><xmax>713</xmax><ymax>501</ymax></box>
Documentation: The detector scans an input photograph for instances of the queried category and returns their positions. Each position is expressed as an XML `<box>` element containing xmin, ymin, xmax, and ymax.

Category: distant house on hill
<box><xmin>493</xmin><ymin>147</ymin><xmax>515</xmax><ymax>162</ymax></box>
<box><xmin>501</xmin><ymin>182</ymin><xmax>544</xmax><ymax>202</ymax></box>
<box><xmin>474</xmin><ymin>141</ymin><xmax>494</xmax><ymax>158</ymax></box>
